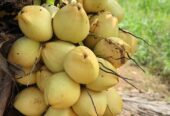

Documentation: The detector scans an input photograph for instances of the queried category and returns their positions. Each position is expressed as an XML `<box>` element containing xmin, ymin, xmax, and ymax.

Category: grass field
<box><xmin>119</xmin><ymin>0</ymin><xmax>170</xmax><ymax>82</ymax></box>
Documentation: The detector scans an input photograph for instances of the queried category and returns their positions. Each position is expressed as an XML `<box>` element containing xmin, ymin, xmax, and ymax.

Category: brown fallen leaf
<box><xmin>0</xmin><ymin>74</ymin><xmax>13</xmax><ymax>116</ymax></box>
<box><xmin>0</xmin><ymin>53</ymin><xmax>11</xmax><ymax>77</ymax></box>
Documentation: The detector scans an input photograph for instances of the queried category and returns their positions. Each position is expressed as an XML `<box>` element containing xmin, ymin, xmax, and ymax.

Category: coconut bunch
<box><xmin>8</xmin><ymin>0</ymin><xmax>139</xmax><ymax>115</ymax></box>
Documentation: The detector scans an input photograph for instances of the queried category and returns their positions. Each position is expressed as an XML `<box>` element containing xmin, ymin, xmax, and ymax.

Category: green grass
<box><xmin>119</xmin><ymin>0</ymin><xmax>170</xmax><ymax>81</ymax></box>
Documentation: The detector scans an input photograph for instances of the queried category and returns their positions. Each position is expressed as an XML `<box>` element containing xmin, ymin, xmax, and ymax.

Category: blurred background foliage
<box><xmin>119</xmin><ymin>0</ymin><xmax>170</xmax><ymax>82</ymax></box>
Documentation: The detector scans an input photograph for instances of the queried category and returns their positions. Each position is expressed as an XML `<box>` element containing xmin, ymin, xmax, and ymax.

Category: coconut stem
<box><xmin>98</xmin><ymin>61</ymin><xmax>143</xmax><ymax>92</ymax></box>
<box><xmin>114</xmin><ymin>54</ymin><xmax>145</xmax><ymax>73</ymax></box>
<box><xmin>107</xmin><ymin>105</ymin><xmax>114</xmax><ymax>116</ymax></box>
<box><xmin>99</xmin><ymin>65</ymin><xmax>135</xmax><ymax>82</ymax></box>
<box><xmin>105</xmin><ymin>40</ymin><xmax>145</xmax><ymax>73</ymax></box>
<box><xmin>46</xmin><ymin>0</ymin><xmax>55</xmax><ymax>5</ymax></box>
<box><xmin>86</xmin><ymin>90</ymin><xmax>99</xmax><ymax>116</ymax></box>
<box><xmin>15</xmin><ymin>71</ymin><xmax>37</xmax><ymax>79</ymax></box>
<box><xmin>126</xmin><ymin>52</ymin><xmax>145</xmax><ymax>72</ymax></box>
<box><xmin>26</xmin><ymin>46</ymin><xmax>41</xmax><ymax>86</ymax></box>
<box><xmin>119</xmin><ymin>27</ymin><xmax>150</xmax><ymax>46</ymax></box>
<box><xmin>33</xmin><ymin>0</ymin><xmax>41</xmax><ymax>5</ymax></box>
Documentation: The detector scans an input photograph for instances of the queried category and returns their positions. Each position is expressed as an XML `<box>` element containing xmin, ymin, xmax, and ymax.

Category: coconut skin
<box><xmin>16</xmin><ymin>67</ymin><xmax>37</xmax><ymax>86</ymax></box>
<box><xmin>72</xmin><ymin>88</ymin><xmax>107</xmax><ymax>116</ymax></box>
<box><xmin>53</xmin><ymin>3</ymin><xmax>90</xmax><ymax>43</ymax></box>
<box><xmin>86</xmin><ymin>58</ymin><xmax>119</xmax><ymax>91</ymax></box>
<box><xmin>42</xmin><ymin>41</ymin><xmax>76</xmax><ymax>73</ymax></box>
<box><xmin>18</xmin><ymin>5</ymin><xmax>53</xmax><ymax>41</ymax></box>
<box><xmin>118</xmin><ymin>29</ymin><xmax>138</xmax><ymax>54</ymax></box>
<box><xmin>77</xmin><ymin>0</ymin><xmax>83</xmax><ymax>5</ymax></box>
<box><xmin>83</xmin><ymin>0</ymin><xmax>108</xmax><ymax>13</ymax></box>
<box><xmin>14</xmin><ymin>87</ymin><xmax>47</xmax><ymax>116</ymax></box>
<box><xmin>84</xmin><ymin>12</ymin><xmax>118</xmax><ymax>49</ymax></box>
<box><xmin>64</xmin><ymin>46</ymin><xmax>99</xmax><ymax>84</ymax></box>
<box><xmin>83</xmin><ymin>35</ymin><xmax>100</xmax><ymax>50</ymax></box>
<box><xmin>83</xmin><ymin>0</ymin><xmax>124</xmax><ymax>22</ymax></box>
<box><xmin>8</xmin><ymin>36</ymin><xmax>40</xmax><ymax>68</ymax></box>
<box><xmin>44</xmin><ymin>72</ymin><xmax>80</xmax><ymax>108</ymax></box>
<box><xmin>89</xmin><ymin>12</ymin><xmax>118</xmax><ymax>37</ymax></box>
<box><xmin>105</xmin><ymin>0</ymin><xmax>124</xmax><ymax>22</ymax></box>
<box><xmin>94</xmin><ymin>37</ymin><xmax>130</xmax><ymax>68</ymax></box>
<box><xmin>45</xmin><ymin>107</ymin><xmax>77</xmax><ymax>116</ymax></box>
<box><xmin>103</xmin><ymin>88</ymin><xmax>123</xmax><ymax>116</ymax></box>
<box><xmin>36</xmin><ymin>66</ymin><xmax>53</xmax><ymax>92</ymax></box>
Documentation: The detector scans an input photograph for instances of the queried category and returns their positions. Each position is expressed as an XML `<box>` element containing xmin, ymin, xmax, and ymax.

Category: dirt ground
<box><xmin>115</xmin><ymin>62</ymin><xmax>170</xmax><ymax>115</ymax></box>
<box><xmin>116</xmin><ymin>62</ymin><xmax>170</xmax><ymax>98</ymax></box>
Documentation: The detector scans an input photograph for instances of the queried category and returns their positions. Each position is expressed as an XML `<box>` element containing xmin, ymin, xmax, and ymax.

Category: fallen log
<box><xmin>120</xmin><ymin>92</ymin><xmax>170</xmax><ymax>116</ymax></box>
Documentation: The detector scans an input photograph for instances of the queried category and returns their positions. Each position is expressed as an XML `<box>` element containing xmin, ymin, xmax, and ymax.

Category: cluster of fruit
<box><xmin>8</xmin><ymin>0</ymin><xmax>138</xmax><ymax>115</ymax></box>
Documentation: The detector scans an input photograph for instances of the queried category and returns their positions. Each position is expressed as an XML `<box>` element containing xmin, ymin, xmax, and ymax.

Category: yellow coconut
<box><xmin>84</xmin><ymin>12</ymin><xmax>118</xmax><ymax>49</ymax></box>
<box><xmin>77</xmin><ymin>0</ymin><xmax>83</xmax><ymax>5</ymax></box>
<box><xmin>72</xmin><ymin>88</ymin><xmax>107</xmax><ymax>116</ymax></box>
<box><xmin>36</xmin><ymin>66</ymin><xmax>53</xmax><ymax>92</ymax></box>
<box><xmin>83</xmin><ymin>0</ymin><xmax>108</xmax><ymax>13</ymax></box>
<box><xmin>41</xmin><ymin>41</ymin><xmax>75</xmax><ymax>72</ymax></box>
<box><xmin>45</xmin><ymin>107</ymin><xmax>77</xmax><ymax>116</ymax></box>
<box><xmin>105</xmin><ymin>0</ymin><xmax>124</xmax><ymax>22</ymax></box>
<box><xmin>89</xmin><ymin>12</ymin><xmax>118</xmax><ymax>37</ymax></box>
<box><xmin>42</xmin><ymin>3</ymin><xmax>59</xmax><ymax>18</ymax></box>
<box><xmin>53</xmin><ymin>3</ymin><xmax>90</xmax><ymax>43</ymax></box>
<box><xmin>83</xmin><ymin>35</ymin><xmax>100</xmax><ymax>50</ymax></box>
<box><xmin>94</xmin><ymin>37</ymin><xmax>130</xmax><ymax>68</ymax></box>
<box><xmin>59</xmin><ymin>0</ymin><xmax>77</xmax><ymax>4</ymax></box>
<box><xmin>64</xmin><ymin>46</ymin><xmax>99</xmax><ymax>84</ymax></box>
<box><xmin>14</xmin><ymin>87</ymin><xmax>47</xmax><ymax>116</ymax></box>
<box><xmin>83</xmin><ymin>0</ymin><xmax>124</xmax><ymax>22</ymax></box>
<box><xmin>15</xmin><ymin>67</ymin><xmax>37</xmax><ymax>85</ymax></box>
<box><xmin>86</xmin><ymin>58</ymin><xmax>118</xmax><ymax>91</ymax></box>
<box><xmin>103</xmin><ymin>88</ymin><xmax>123</xmax><ymax>116</ymax></box>
<box><xmin>118</xmin><ymin>29</ymin><xmax>138</xmax><ymax>54</ymax></box>
<box><xmin>44</xmin><ymin>72</ymin><xmax>80</xmax><ymax>108</ymax></box>
<box><xmin>18</xmin><ymin>5</ymin><xmax>52</xmax><ymax>41</ymax></box>
<box><xmin>8</xmin><ymin>36</ymin><xmax>40</xmax><ymax>68</ymax></box>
